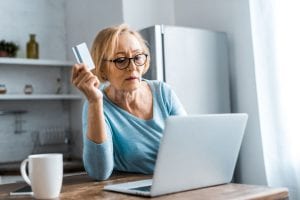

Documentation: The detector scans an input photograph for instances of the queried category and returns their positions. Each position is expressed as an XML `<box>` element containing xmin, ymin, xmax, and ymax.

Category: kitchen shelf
<box><xmin>0</xmin><ymin>110</ymin><xmax>27</xmax><ymax>115</ymax></box>
<box><xmin>0</xmin><ymin>53</ymin><xmax>82</xmax><ymax>163</ymax></box>
<box><xmin>0</xmin><ymin>57</ymin><xmax>73</xmax><ymax>67</ymax></box>
<box><xmin>0</xmin><ymin>94</ymin><xmax>83</xmax><ymax>100</ymax></box>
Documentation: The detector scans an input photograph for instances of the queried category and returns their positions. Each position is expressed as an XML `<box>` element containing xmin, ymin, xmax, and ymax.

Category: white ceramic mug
<box><xmin>20</xmin><ymin>154</ymin><xmax>63</xmax><ymax>199</ymax></box>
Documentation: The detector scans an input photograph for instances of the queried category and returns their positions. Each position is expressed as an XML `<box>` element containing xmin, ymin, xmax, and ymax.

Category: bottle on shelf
<box><xmin>0</xmin><ymin>84</ymin><xmax>7</xmax><ymax>94</ymax></box>
<box><xmin>56</xmin><ymin>77</ymin><xmax>62</xmax><ymax>94</ymax></box>
<box><xmin>26</xmin><ymin>34</ymin><xmax>39</xmax><ymax>59</ymax></box>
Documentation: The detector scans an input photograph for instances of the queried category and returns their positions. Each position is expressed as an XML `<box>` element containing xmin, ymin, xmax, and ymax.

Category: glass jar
<box><xmin>24</xmin><ymin>84</ymin><xmax>33</xmax><ymax>94</ymax></box>
<box><xmin>26</xmin><ymin>34</ymin><xmax>39</xmax><ymax>59</ymax></box>
<box><xmin>0</xmin><ymin>84</ymin><xmax>7</xmax><ymax>94</ymax></box>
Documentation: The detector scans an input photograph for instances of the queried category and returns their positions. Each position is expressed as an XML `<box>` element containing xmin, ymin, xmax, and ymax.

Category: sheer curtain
<box><xmin>249</xmin><ymin>0</ymin><xmax>300</xmax><ymax>199</ymax></box>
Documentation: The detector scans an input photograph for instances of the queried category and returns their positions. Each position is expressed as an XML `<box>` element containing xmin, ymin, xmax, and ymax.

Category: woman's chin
<box><xmin>124</xmin><ymin>79</ymin><xmax>142</xmax><ymax>90</ymax></box>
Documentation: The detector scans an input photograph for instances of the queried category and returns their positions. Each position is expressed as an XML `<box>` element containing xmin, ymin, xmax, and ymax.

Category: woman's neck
<box><xmin>106</xmin><ymin>84</ymin><xmax>143</xmax><ymax>108</ymax></box>
<box><xmin>105</xmin><ymin>82</ymin><xmax>153</xmax><ymax>120</ymax></box>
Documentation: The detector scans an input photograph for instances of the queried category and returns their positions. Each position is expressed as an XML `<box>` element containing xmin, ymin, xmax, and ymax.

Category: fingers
<box><xmin>71</xmin><ymin>64</ymin><xmax>81</xmax><ymax>81</ymax></box>
<box><xmin>73</xmin><ymin>70</ymin><xmax>90</xmax><ymax>87</ymax></box>
<box><xmin>81</xmin><ymin>75</ymin><xmax>100</xmax><ymax>91</ymax></box>
<box><xmin>71</xmin><ymin>63</ymin><xmax>102</xmax><ymax>101</ymax></box>
<box><xmin>71</xmin><ymin>64</ymin><xmax>91</xmax><ymax>85</ymax></box>
<box><xmin>71</xmin><ymin>63</ymin><xmax>89</xmax><ymax>83</ymax></box>
<box><xmin>76</xmin><ymin>73</ymin><xmax>95</xmax><ymax>89</ymax></box>
<box><xmin>71</xmin><ymin>65</ymin><xmax>99</xmax><ymax>91</ymax></box>
<box><xmin>91</xmin><ymin>76</ymin><xmax>100</xmax><ymax>88</ymax></box>
<box><xmin>77</xmin><ymin>75</ymin><xmax>101</xmax><ymax>100</ymax></box>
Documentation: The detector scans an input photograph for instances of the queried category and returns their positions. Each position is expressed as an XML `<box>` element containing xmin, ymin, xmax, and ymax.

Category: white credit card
<box><xmin>72</xmin><ymin>42</ymin><xmax>95</xmax><ymax>70</ymax></box>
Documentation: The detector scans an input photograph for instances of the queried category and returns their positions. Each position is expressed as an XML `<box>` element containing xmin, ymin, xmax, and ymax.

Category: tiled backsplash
<box><xmin>0</xmin><ymin>101</ymin><xmax>73</xmax><ymax>162</ymax></box>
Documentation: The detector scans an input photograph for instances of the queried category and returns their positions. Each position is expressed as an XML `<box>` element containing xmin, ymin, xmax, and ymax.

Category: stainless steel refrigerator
<box><xmin>140</xmin><ymin>25</ymin><xmax>231</xmax><ymax>114</ymax></box>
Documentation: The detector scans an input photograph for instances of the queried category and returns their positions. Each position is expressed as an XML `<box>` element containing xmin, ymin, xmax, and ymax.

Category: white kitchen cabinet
<box><xmin>0</xmin><ymin>58</ymin><xmax>81</xmax><ymax>99</ymax></box>
<box><xmin>0</xmin><ymin>58</ymin><xmax>83</xmax><ymax>163</ymax></box>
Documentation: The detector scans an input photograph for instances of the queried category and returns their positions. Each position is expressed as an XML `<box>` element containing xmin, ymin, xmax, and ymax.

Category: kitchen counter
<box><xmin>0</xmin><ymin>159</ymin><xmax>84</xmax><ymax>175</ymax></box>
<box><xmin>0</xmin><ymin>172</ymin><xmax>289</xmax><ymax>199</ymax></box>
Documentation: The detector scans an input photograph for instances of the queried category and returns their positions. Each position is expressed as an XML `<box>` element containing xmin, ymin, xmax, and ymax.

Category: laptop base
<box><xmin>104</xmin><ymin>179</ymin><xmax>152</xmax><ymax>196</ymax></box>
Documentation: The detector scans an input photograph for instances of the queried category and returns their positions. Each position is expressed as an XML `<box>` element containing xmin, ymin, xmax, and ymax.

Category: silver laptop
<box><xmin>104</xmin><ymin>113</ymin><xmax>248</xmax><ymax>197</ymax></box>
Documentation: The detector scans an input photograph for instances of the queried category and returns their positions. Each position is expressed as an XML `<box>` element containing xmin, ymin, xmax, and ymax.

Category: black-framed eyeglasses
<box><xmin>104</xmin><ymin>53</ymin><xmax>148</xmax><ymax>70</ymax></box>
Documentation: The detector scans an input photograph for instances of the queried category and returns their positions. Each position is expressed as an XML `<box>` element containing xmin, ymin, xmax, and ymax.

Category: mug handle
<box><xmin>20</xmin><ymin>158</ymin><xmax>31</xmax><ymax>186</ymax></box>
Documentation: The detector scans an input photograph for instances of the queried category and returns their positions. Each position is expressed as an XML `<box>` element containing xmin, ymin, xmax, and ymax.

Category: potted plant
<box><xmin>0</xmin><ymin>40</ymin><xmax>19</xmax><ymax>57</ymax></box>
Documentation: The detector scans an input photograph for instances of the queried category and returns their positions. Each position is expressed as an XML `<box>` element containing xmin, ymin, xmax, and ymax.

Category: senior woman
<box><xmin>71</xmin><ymin>23</ymin><xmax>186</xmax><ymax>180</ymax></box>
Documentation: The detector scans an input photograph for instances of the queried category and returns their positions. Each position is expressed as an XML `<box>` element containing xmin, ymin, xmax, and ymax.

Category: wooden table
<box><xmin>0</xmin><ymin>172</ymin><xmax>289</xmax><ymax>200</ymax></box>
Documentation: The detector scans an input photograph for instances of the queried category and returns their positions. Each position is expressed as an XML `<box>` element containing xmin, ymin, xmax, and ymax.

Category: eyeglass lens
<box><xmin>113</xmin><ymin>54</ymin><xmax>147</xmax><ymax>69</ymax></box>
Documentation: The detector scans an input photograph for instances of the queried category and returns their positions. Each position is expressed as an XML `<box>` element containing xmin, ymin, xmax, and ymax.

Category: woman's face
<box><xmin>106</xmin><ymin>32</ymin><xmax>146</xmax><ymax>92</ymax></box>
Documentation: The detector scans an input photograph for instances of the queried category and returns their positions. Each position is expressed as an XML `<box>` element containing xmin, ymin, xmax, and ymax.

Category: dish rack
<box><xmin>31</xmin><ymin>127</ymin><xmax>72</xmax><ymax>159</ymax></box>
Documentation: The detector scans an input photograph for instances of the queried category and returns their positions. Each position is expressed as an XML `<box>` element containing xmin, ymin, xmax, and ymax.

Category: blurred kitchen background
<box><xmin>1</xmin><ymin>1</ymin><xmax>299</xmax><ymax>199</ymax></box>
<box><xmin>0</xmin><ymin>0</ymin><xmax>264</xmax><ymax>185</ymax></box>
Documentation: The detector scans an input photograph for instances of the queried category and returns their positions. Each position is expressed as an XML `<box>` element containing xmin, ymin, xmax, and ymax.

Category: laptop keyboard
<box><xmin>129</xmin><ymin>185</ymin><xmax>151</xmax><ymax>192</ymax></box>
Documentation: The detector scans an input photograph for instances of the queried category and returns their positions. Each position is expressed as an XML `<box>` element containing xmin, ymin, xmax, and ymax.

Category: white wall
<box><xmin>0</xmin><ymin>0</ymin><xmax>67</xmax><ymax>60</ymax></box>
<box><xmin>64</xmin><ymin>0</ymin><xmax>124</xmax><ymax>60</ymax></box>
<box><xmin>174</xmin><ymin>0</ymin><xmax>267</xmax><ymax>185</ymax></box>
<box><xmin>64</xmin><ymin>0</ymin><xmax>176</xmax><ymax>53</ymax></box>
<box><xmin>122</xmin><ymin>0</ymin><xmax>175</xmax><ymax>30</ymax></box>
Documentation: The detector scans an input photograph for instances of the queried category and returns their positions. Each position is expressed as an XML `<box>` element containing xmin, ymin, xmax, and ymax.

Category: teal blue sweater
<box><xmin>82</xmin><ymin>80</ymin><xmax>186</xmax><ymax>180</ymax></box>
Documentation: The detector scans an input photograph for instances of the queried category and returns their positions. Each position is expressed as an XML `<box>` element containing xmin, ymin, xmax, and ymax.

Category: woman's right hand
<box><xmin>71</xmin><ymin>63</ymin><xmax>103</xmax><ymax>103</ymax></box>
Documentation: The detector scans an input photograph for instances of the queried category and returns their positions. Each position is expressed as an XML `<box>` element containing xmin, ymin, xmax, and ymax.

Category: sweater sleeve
<box><xmin>82</xmin><ymin>101</ymin><xmax>114</xmax><ymax>180</ymax></box>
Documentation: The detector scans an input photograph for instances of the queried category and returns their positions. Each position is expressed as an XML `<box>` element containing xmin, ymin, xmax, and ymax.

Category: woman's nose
<box><xmin>126</xmin><ymin>59</ymin><xmax>137</xmax><ymax>71</ymax></box>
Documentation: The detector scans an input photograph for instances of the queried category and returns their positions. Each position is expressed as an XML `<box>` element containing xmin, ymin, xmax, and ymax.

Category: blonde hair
<box><xmin>91</xmin><ymin>24</ymin><xmax>150</xmax><ymax>82</ymax></box>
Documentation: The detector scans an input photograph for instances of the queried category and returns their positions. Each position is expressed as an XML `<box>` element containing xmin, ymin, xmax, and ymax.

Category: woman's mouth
<box><xmin>125</xmin><ymin>76</ymin><xmax>139</xmax><ymax>81</ymax></box>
